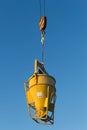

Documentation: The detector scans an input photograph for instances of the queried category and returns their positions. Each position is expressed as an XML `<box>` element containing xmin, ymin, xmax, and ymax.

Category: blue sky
<box><xmin>0</xmin><ymin>0</ymin><xmax>87</xmax><ymax>130</ymax></box>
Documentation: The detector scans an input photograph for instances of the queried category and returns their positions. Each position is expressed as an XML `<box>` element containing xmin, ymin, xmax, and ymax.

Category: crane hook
<box><xmin>39</xmin><ymin>16</ymin><xmax>47</xmax><ymax>44</ymax></box>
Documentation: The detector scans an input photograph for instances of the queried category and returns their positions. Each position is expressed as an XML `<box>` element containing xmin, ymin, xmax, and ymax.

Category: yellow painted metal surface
<box><xmin>24</xmin><ymin>60</ymin><xmax>56</xmax><ymax>125</ymax></box>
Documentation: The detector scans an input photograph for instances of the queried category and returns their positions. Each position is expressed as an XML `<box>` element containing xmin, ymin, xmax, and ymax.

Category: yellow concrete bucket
<box><xmin>24</xmin><ymin>60</ymin><xmax>56</xmax><ymax>125</ymax></box>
